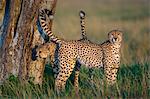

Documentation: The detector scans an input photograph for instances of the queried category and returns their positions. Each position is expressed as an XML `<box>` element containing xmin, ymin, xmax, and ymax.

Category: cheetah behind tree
<box><xmin>38</xmin><ymin>9</ymin><xmax>123</xmax><ymax>94</ymax></box>
<box><xmin>36</xmin><ymin>9</ymin><xmax>90</xmax><ymax>87</ymax></box>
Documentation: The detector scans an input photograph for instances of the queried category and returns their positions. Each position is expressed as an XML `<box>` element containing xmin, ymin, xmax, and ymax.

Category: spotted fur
<box><xmin>36</xmin><ymin>9</ymin><xmax>90</xmax><ymax>87</ymax></box>
<box><xmin>38</xmin><ymin>9</ymin><xmax>123</xmax><ymax>94</ymax></box>
<box><xmin>79</xmin><ymin>10</ymin><xmax>87</xmax><ymax>40</ymax></box>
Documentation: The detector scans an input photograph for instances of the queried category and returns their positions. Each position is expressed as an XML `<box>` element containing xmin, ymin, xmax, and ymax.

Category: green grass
<box><xmin>0</xmin><ymin>63</ymin><xmax>149</xmax><ymax>98</ymax></box>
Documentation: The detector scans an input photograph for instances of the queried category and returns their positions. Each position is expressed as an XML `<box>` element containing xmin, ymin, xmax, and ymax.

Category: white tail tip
<box><xmin>49</xmin><ymin>15</ymin><xmax>54</xmax><ymax>20</ymax></box>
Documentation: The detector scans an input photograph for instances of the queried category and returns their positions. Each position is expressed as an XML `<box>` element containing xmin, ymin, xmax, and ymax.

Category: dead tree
<box><xmin>0</xmin><ymin>0</ymin><xmax>57</xmax><ymax>84</ymax></box>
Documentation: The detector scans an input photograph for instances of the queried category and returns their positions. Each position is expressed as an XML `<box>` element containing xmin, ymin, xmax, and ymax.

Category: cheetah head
<box><xmin>36</xmin><ymin>43</ymin><xmax>51</xmax><ymax>59</ymax></box>
<box><xmin>108</xmin><ymin>30</ymin><xmax>123</xmax><ymax>45</ymax></box>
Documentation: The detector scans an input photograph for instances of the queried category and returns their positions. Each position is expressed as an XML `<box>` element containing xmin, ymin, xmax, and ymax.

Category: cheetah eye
<box><xmin>39</xmin><ymin>51</ymin><xmax>42</xmax><ymax>53</ymax></box>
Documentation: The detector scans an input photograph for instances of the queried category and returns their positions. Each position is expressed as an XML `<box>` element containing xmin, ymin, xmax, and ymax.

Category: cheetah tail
<box><xmin>79</xmin><ymin>10</ymin><xmax>87</xmax><ymax>40</ymax></box>
<box><xmin>38</xmin><ymin>9</ymin><xmax>61</xmax><ymax>44</ymax></box>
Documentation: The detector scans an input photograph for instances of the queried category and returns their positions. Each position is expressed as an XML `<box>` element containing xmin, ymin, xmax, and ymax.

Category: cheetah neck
<box><xmin>113</xmin><ymin>43</ymin><xmax>121</xmax><ymax>49</ymax></box>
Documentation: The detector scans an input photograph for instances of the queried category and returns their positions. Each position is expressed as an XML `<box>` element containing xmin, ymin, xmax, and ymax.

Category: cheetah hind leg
<box><xmin>74</xmin><ymin>61</ymin><xmax>81</xmax><ymax>96</ymax></box>
<box><xmin>55</xmin><ymin>58</ymin><xmax>76</xmax><ymax>95</ymax></box>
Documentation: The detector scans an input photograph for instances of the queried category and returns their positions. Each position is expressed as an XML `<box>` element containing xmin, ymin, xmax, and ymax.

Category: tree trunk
<box><xmin>0</xmin><ymin>0</ymin><xmax>57</xmax><ymax>84</ymax></box>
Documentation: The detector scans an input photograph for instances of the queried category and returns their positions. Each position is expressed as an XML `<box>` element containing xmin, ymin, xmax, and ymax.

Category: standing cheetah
<box><xmin>36</xmin><ymin>9</ymin><xmax>90</xmax><ymax>88</ymax></box>
<box><xmin>38</xmin><ymin>9</ymin><xmax>123</xmax><ymax>94</ymax></box>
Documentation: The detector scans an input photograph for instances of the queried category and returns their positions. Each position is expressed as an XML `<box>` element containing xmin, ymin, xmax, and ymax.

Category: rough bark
<box><xmin>0</xmin><ymin>0</ymin><xmax>57</xmax><ymax>84</ymax></box>
<box><xmin>0</xmin><ymin>0</ymin><xmax>20</xmax><ymax>83</ymax></box>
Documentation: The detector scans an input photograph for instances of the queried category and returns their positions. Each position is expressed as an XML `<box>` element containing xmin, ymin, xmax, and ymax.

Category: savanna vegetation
<box><xmin>0</xmin><ymin>0</ymin><xmax>149</xmax><ymax>98</ymax></box>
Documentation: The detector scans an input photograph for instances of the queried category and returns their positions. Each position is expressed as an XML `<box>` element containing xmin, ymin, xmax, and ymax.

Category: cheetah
<box><xmin>38</xmin><ymin>9</ymin><xmax>123</xmax><ymax>94</ymax></box>
<box><xmin>36</xmin><ymin>9</ymin><xmax>90</xmax><ymax>87</ymax></box>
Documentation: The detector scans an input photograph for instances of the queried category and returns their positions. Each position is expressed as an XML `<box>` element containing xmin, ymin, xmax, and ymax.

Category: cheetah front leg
<box><xmin>55</xmin><ymin>58</ymin><xmax>76</xmax><ymax>95</ymax></box>
<box><xmin>104</xmin><ymin>63</ymin><xmax>120</xmax><ymax>97</ymax></box>
<box><xmin>104</xmin><ymin>63</ymin><xmax>119</xmax><ymax>85</ymax></box>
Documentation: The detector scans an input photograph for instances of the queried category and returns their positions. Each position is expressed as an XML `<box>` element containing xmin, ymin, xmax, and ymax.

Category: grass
<box><xmin>0</xmin><ymin>63</ymin><xmax>149</xmax><ymax>98</ymax></box>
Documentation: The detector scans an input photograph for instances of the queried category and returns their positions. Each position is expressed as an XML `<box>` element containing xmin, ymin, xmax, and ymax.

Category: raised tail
<box><xmin>38</xmin><ymin>9</ymin><xmax>61</xmax><ymax>44</ymax></box>
<box><xmin>79</xmin><ymin>10</ymin><xmax>87</xmax><ymax>40</ymax></box>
